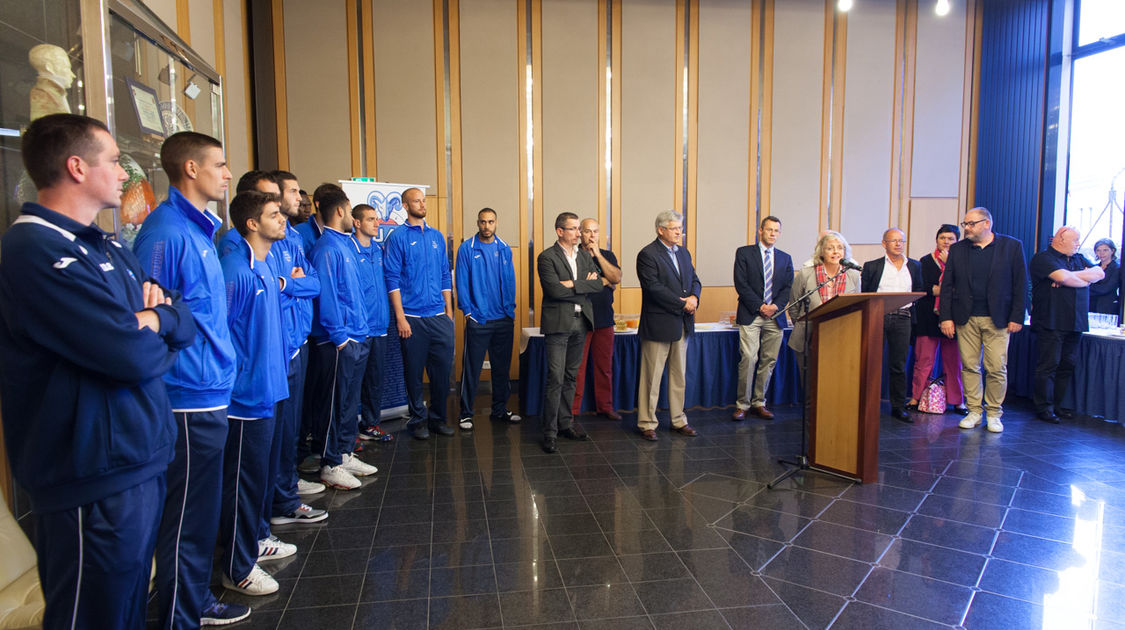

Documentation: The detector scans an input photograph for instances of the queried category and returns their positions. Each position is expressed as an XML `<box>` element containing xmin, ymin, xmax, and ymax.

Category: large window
<box><xmin>1065</xmin><ymin>0</ymin><xmax>1125</xmax><ymax>256</ymax></box>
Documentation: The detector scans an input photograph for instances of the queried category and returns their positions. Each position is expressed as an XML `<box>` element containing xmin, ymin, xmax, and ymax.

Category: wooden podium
<box><xmin>802</xmin><ymin>292</ymin><xmax>923</xmax><ymax>483</ymax></box>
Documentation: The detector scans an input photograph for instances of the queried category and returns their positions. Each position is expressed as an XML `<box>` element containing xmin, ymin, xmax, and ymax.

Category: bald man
<box><xmin>1029</xmin><ymin>227</ymin><xmax>1103</xmax><ymax>423</ymax></box>
<box><xmin>861</xmin><ymin>228</ymin><xmax>923</xmax><ymax>422</ymax></box>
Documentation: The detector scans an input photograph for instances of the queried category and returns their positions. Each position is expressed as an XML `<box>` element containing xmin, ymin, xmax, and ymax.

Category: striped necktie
<box><xmin>763</xmin><ymin>248</ymin><xmax>773</xmax><ymax>305</ymax></box>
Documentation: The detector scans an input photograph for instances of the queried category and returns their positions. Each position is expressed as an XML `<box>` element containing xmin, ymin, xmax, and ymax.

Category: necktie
<box><xmin>763</xmin><ymin>248</ymin><xmax>773</xmax><ymax>305</ymax></box>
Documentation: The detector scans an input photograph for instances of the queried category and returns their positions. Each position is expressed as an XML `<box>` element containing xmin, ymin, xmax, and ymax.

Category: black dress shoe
<box><xmin>541</xmin><ymin>437</ymin><xmax>558</xmax><ymax>454</ymax></box>
<box><xmin>429</xmin><ymin>423</ymin><xmax>455</xmax><ymax>436</ymax></box>
<box><xmin>891</xmin><ymin>408</ymin><xmax>914</xmax><ymax>423</ymax></box>
<box><xmin>599</xmin><ymin>410</ymin><xmax>623</xmax><ymax>421</ymax></box>
<box><xmin>1057</xmin><ymin>408</ymin><xmax>1076</xmax><ymax>420</ymax></box>
<box><xmin>559</xmin><ymin>427</ymin><xmax>590</xmax><ymax>441</ymax></box>
<box><xmin>949</xmin><ymin>405</ymin><xmax>970</xmax><ymax>416</ymax></box>
<box><xmin>1037</xmin><ymin>410</ymin><xmax>1060</xmax><ymax>424</ymax></box>
<box><xmin>905</xmin><ymin>403</ymin><xmax>918</xmax><ymax>412</ymax></box>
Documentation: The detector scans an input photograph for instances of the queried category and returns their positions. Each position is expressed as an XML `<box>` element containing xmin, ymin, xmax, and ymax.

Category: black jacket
<box><xmin>537</xmin><ymin>243</ymin><xmax>602</xmax><ymax>334</ymax></box>
<box><xmin>860</xmin><ymin>257</ymin><xmax>924</xmax><ymax>322</ymax></box>
<box><xmin>733</xmin><ymin>244</ymin><xmax>794</xmax><ymax>327</ymax></box>
<box><xmin>938</xmin><ymin>234</ymin><xmax>1027</xmax><ymax>329</ymax></box>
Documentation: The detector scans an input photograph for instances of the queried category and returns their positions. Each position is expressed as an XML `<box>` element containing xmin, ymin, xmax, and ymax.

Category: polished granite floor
<box><xmin>204</xmin><ymin>395</ymin><xmax>1125</xmax><ymax>630</ymax></box>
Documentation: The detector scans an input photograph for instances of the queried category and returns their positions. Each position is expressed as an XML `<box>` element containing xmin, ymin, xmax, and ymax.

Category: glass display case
<box><xmin>0</xmin><ymin>0</ymin><xmax>225</xmax><ymax>243</ymax></box>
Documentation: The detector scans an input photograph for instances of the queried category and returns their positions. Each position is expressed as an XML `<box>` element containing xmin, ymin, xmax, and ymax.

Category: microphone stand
<box><xmin>767</xmin><ymin>265</ymin><xmax>861</xmax><ymax>489</ymax></box>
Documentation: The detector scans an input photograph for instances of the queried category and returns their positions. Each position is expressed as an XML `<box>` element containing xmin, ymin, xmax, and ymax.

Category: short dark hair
<box><xmin>936</xmin><ymin>223</ymin><xmax>960</xmax><ymax>239</ymax></box>
<box><xmin>229</xmin><ymin>191</ymin><xmax>275</xmax><ymax>237</ymax></box>
<box><xmin>21</xmin><ymin>114</ymin><xmax>109</xmax><ymax>189</ymax></box>
<box><xmin>316</xmin><ymin>187</ymin><xmax>351</xmax><ymax>218</ymax></box>
<box><xmin>478</xmin><ymin>207</ymin><xmax>496</xmax><ymax>220</ymax></box>
<box><xmin>760</xmin><ymin>215</ymin><xmax>781</xmax><ymax>229</ymax></box>
<box><xmin>270</xmin><ymin>170</ymin><xmax>298</xmax><ymax>185</ymax></box>
<box><xmin>352</xmin><ymin>203</ymin><xmax>376</xmax><ymax>220</ymax></box>
<box><xmin>312</xmin><ymin>183</ymin><xmax>345</xmax><ymax>210</ymax></box>
<box><xmin>554</xmin><ymin>212</ymin><xmax>579</xmax><ymax>230</ymax></box>
<box><xmin>236</xmin><ymin>170</ymin><xmax>279</xmax><ymax>194</ymax></box>
<box><xmin>160</xmin><ymin>132</ymin><xmax>222</xmax><ymax>185</ymax></box>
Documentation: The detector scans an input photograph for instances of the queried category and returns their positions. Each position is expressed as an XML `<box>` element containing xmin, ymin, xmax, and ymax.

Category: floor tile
<box><xmin>429</xmin><ymin>563</ymin><xmax>499</xmax><ymax>597</ymax></box>
<box><xmin>761</xmin><ymin>546</ymin><xmax>871</xmax><ymax>596</ymax></box>
<box><xmin>277</xmin><ymin>605</ymin><xmax>357</xmax><ymax>629</ymax></box>
<box><xmin>353</xmin><ymin>598</ymin><xmax>430</xmax><ymax>630</ymax></box>
<box><xmin>631</xmin><ymin>578</ymin><xmax>713</xmax><ymax>614</ymax></box>
<box><xmin>616</xmin><ymin>552</ymin><xmax>691</xmax><ymax>582</ymax></box>
<box><xmin>853</xmin><ymin>567</ymin><xmax>973</xmax><ymax>625</ymax></box>
<box><xmin>991</xmin><ymin>530</ymin><xmax>1090</xmax><ymax>571</ymax></box>
<box><xmin>498</xmin><ymin>588</ymin><xmax>576</xmax><ymax>625</ymax></box>
<box><xmin>429</xmin><ymin>593</ymin><xmax>504</xmax><ymax>629</ymax></box>
<box><xmin>713</xmin><ymin>506</ymin><xmax>810</xmax><ymax>542</ymax></box>
<box><xmin>743</xmin><ymin>487</ymin><xmax>835</xmax><ymax>518</ymax></box>
<box><xmin>555</xmin><ymin>556</ymin><xmax>629</xmax><ymax>587</ymax></box>
<box><xmin>830</xmin><ymin>601</ymin><xmax>951</xmax><ymax>630</ymax></box>
<box><xmin>565</xmin><ymin>583</ymin><xmax>646</xmax><ymax>620</ymax></box>
<box><xmin>818</xmin><ymin>499</ymin><xmax>912</xmax><ymax>535</ymax></box>
<box><xmin>761</xmin><ymin>576</ymin><xmax>847</xmax><ymax>629</ymax></box>
<box><xmin>917</xmin><ymin>492</ymin><xmax>1009</xmax><ymax>528</ymax></box>
<box><xmin>650</xmin><ymin>609</ymin><xmax>729</xmax><ymax>630</ymax></box>
<box><xmin>878</xmin><ymin>538</ymin><xmax>987</xmax><ymax>586</ymax></box>
<box><xmin>791</xmin><ymin>519</ymin><xmax>894</xmax><ymax>562</ymax></box>
<box><xmin>900</xmin><ymin>513</ymin><xmax>998</xmax><ymax>555</ymax></box>
<box><xmin>718</xmin><ymin>605</ymin><xmax>805</xmax><ymax>629</ymax></box>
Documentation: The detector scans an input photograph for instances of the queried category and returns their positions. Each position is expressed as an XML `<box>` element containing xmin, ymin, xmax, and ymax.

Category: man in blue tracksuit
<box><xmin>294</xmin><ymin>182</ymin><xmax>337</xmax><ymax>256</ymax></box>
<box><xmin>225</xmin><ymin>171</ymin><xmax>328</xmax><ymax>530</ymax></box>
<box><xmin>307</xmin><ymin>187</ymin><xmax>378</xmax><ymax>489</ymax></box>
<box><xmin>455</xmin><ymin>207</ymin><xmax>521</xmax><ymax>430</ymax></box>
<box><xmin>217</xmin><ymin>191</ymin><xmax>291</xmax><ymax>597</ymax></box>
<box><xmin>133</xmin><ymin>131</ymin><xmax>245</xmax><ymax>628</ymax></box>
<box><xmin>0</xmin><ymin>114</ymin><xmax>195</xmax><ymax>630</ymax></box>
<box><xmin>383</xmin><ymin>187</ymin><xmax>456</xmax><ymax>440</ymax></box>
<box><xmin>351</xmin><ymin>203</ymin><xmax>394</xmax><ymax>442</ymax></box>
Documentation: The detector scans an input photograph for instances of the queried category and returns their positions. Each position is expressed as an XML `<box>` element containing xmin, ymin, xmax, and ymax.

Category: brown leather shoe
<box><xmin>750</xmin><ymin>406</ymin><xmax>775</xmax><ymax>419</ymax></box>
<box><xmin>672</xmin><ymin>425</ymin><xmax>699</xmax><ymax>437</ymax></box>
<box><xmin>600</xmin><ymin>410</ymin><xmax>623</xmax><ymax>421</ymax></box>
<box><xmin>640</xmin><ymin>429</ymin><xmax>658</xmax><ymax>441</ymax></box>
<box><xmin>731</xmin><ymin>408</ymin><xmax>748</xmax><ymax>421</ymax></box>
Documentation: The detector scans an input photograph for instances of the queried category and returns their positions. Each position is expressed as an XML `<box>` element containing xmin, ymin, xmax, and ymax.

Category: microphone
<box><xmin>840</xmin><ymin>259</ymin><xmax>862</xmax><ymax>271</ymax></box>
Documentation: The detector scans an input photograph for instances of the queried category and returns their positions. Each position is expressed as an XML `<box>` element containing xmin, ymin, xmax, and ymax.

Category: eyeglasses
<box><xmin>960</xmin><ymin>219</ymin><xmax>987</xmax><ymax>228</ymax></box>
<box><xmin>884</xmin><ymin>239</ymin><xmax>905</xmax><ymax>245</ymax></box>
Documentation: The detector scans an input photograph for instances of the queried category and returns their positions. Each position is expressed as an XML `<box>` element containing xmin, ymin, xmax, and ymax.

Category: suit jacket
<box><xmin>860</xmin><ymin>256</ymin><xmax>924</xmax><ymax>323</ymax></box>
<box><xmin>636</xmin><ymin>238</ymin><xmax>702</xmax><ymax>342</ymax></box>
<box><xmin>733</xmin><ymin>244</ymin><xmax>794</xmax><ymax>327</ymax></box>
<box><xmin>938</xmin><ymin>234</ymin><xmax>1027</xmax><ymax>329</ymax></box>
<box><xmin>537</xmin><ymin>242</ymin><xmax>603</xmax><ymax>334</ymax></box>
<box><xmin>787</xmin><ymin>265</ymin><xmax>861</xmax><ymax>353</ymax></box>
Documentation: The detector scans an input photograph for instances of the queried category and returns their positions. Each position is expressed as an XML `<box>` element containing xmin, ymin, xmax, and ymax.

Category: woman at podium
<box><xmin>788</xmin><ymin>230</ymin><xmax>861</xmax><ymax>377</ymax></box>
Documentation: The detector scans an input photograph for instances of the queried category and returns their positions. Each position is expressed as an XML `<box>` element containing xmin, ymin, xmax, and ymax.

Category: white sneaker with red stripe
<box><xmin>257</xmin><ymin>535</ymin><xmax>297</xmax><ymax>561</ymax></box>
<box><xmin>222</xmin><ymin>564</ymin><xmax>279</xmax><ymax>596</ymax></box>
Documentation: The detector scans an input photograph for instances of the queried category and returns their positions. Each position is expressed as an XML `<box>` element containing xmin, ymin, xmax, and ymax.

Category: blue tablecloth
<box><xmin>518</xmin><ymin>325</ymin><xmax>1125</xmax><ymax>421</ymax></box>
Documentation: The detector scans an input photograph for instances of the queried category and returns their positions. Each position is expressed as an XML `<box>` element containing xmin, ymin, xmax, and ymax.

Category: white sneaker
<box><xmin>298</xmin><ymin>454</ymin><xmax>321</xmax><ymax>474</ymax></box>
<box><xmin>321</xmin><ymin>464</ymin><xmax>361</xmax><ymax>490</ymax></box>
<box><xmin>959</xmin><ymin>412</ymin><xmax>982</xmax><ymax>430</ymax></box>
<box><xmin>270</xmin><ymin>504</ymin><xmax>328</xmax><ymax>526</ymax></box>
<box><xmin>342</xmin><ymin>453</ymin><xmax>378</xmax><ymax>477</ymax></box>
<box><xmin>986</xmin><ymin>416</ymin><xmax>1004</xmax><ymax>433</ymax></box>
<box><xmin>257</xmin><ymin>535</ymin><xmax>297</xmax><ymax>561</ymax></box>
<box><xmin>297</xmin><ymin>479</ymin><xmax>326</xmax><ymax>495</ymax></box>
<box><xmin>222</xmin><ymin>564</ymin><xmax>279</xmax><ymax>596</ymax></box>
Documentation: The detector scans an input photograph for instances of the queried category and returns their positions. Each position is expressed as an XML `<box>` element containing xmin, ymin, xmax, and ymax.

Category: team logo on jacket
<box><xmin>53</xmin><ymin>257</ymin><xmax>77</xmax><ymax>269</ymax></box>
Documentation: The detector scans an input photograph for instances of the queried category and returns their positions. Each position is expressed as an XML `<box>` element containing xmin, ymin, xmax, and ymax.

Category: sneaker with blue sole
<box><xmin>200</xmin><ymin>601</ymin><xmax>251</xmax><ymax>626</ymax></box>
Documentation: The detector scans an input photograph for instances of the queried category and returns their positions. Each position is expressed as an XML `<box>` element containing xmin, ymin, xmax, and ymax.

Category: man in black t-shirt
<box><xmin>573</xmin><ymin>218</ymin><xmax>623</xmax><ymax>420</ymax></box>
<box><xmin>1029</xmin><ymin>226</ymin><xmax>1103</xmax><ymax>423</ymax></box>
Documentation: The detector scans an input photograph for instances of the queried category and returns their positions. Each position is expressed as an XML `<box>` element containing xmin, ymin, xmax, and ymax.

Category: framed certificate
<box><xmin>125</xmin><ymin>77</ymin><xmax>164</xmax><ymax>137</ymax></box>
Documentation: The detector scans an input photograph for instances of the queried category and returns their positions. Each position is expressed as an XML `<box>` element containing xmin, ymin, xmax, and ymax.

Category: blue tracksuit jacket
<box><xmin>456</xmin><ymin>235</ymin><xmax>516</xmax><ymax>323</ymax></box>
<box><xmin>0</xmin><ymin>204</ymin><xmax>196</xmax><ymax>512</ymax></box>
<box><xmin>134</xmin><ymin>186</ymin><xmax>237</xmax><ymax>409</ymax></box>
<box><xmin>383</xmin><ymin>220</ymin><xmax>452</xmax><ymax>317</ymax></box>
<box><xmin>351</xmin><ymin>235</ymin><xmax>390</xmax><ymax>337</ymax></box>
<box><xmin>309</xmin><ymin>227</ymin><xmax>369</xmax><ymax>346</ymax></box>
<box><xmin>220</xmin><ymin>234</ymin><xmax>290</xmax><ymax>418</ymax></box>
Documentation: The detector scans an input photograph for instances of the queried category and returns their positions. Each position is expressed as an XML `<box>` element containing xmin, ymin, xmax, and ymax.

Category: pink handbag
<box><xmin>917</xmin><ymin>376</ymin><xmax>947</xmax><ymax>414</ymax></box>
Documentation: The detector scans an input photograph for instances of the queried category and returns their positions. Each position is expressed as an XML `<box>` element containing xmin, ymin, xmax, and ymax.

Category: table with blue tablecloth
<box><xmin>518</xmin><ymin>324</ymin><xmax>1125</xmax><ymax>421</ymax></box>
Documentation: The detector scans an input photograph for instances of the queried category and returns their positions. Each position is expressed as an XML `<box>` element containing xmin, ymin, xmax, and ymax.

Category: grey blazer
<box><xmin>537</xmin><ymin>242</ymin><xmax>603</xmax><ymax>334</ymax></box>
<box><xmin>787</xmin><ymin>265</ymin><xmax>861</xmax><ymax>353</ymax></box>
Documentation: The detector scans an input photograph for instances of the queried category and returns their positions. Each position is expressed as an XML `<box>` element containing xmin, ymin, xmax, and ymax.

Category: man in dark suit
<box><xmin>732</xmin><ymin>215</ymin><xmax>793</xmax><ymax>421</ymax></box>
<box><xmin>636</xmin><ymin>210</ymin><xmax>702</xmax><ymax>441</ymax></box>
<box><xmin>861</xmin><ymin>228</ymin><xmax>924</xmax><ymax>422</ymax></box>
<box><xmin>537</xmin><ymin>212</ymin><xmax>604</xmax><ymax>453</ymax></box>
<box><xmin>939</xmin><ymin>207</ymin><xmax>1028</xmax><ymax>433</ymax></box>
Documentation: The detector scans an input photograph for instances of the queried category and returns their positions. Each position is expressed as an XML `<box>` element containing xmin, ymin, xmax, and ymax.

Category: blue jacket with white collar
<box><xmin>220</xmin><ymin>233</ymin><xmax>290</xmax><ymax>418</ymax></box>
<box><xmin>0</xmin><ymin>203</ymin><xmax>196</xmax><ymax>512</ymax></box>
<box><xmin>351</xmin><ymin>234</ymin><xmax>390</xmax><ymax>337</ymax></box>
<box><xmin>455</xmin><ymin>234</ymin><xmax>516</xmax><ymax>323</ymax></box>
<box><xmin>309</xmin><ymin>227</ymin><xmax>369</xmax><ymax>346</ymax></box>
<box><xmin>383</xmin><ymin>220</ymin><xmax>452</xmax><ymax>317</ymax></box>
<box><xmin>133</xmin><ymin>186</ymin><xmax>237</xmax><ymax>410</ymax></box>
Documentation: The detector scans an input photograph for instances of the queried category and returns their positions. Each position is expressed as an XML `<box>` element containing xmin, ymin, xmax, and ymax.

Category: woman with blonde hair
<box><xmin>788</xmin><ymin>231</ymin><xmax>861</xmax><ymax>375</ymax></box>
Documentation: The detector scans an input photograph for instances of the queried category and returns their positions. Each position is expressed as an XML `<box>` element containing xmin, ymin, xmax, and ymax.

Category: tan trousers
<box><xmin>736</xmin><ymin>318</ymin><xmax>783</xmax><ymax>410</ymax></box>
<box><xmin>637</xmin><ymin>336</ymin><xmax>689</xmax><ymax>431</ymax></box>
<box><xmin>955</xmin><ymin>315</ymin><xmax>1011</xmax><ymax>417</ymax></box>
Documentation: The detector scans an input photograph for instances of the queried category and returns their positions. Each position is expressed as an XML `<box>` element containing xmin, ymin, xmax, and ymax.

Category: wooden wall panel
<box><xmin>839</xmin><ymin>0</ymin><xmax>897</xmax><ymax>244</ymax></box>
<box><xmin>911</xmin><ymin>0</ymin><xmax>967</xmax><ymax>198</ymax></box>
<box><xmin>222</xmin><ymin>0</ymin><xmax>252</xmax><ymax>177</ymax></box>
<box><xmin>373</xmin><ymin>0</ymin><xmax>440</xmax><ymax>189</ymax></box>
<box><xmin>769</xmin><ymin>0</ymin><xmax>825</xmax><ymax>260</ymax></box>
<box><xmin>459</xmin><ymin>0</ymin><xmax>520</xmax><ymax>241</ymax></box>
<box><xmin>541</xmin><ymin>0</ymin><xmax>600</xmax><ymax>247</ymax></box>
<box><xmin>283</xmin><ymin>0</ymin><xmax>352</xmax><ymax>187</ymax></box>
<box><xmin>619</xmin><ymin>0</ymin><xmax>677</xmax><ymax>288</ymax></box>
<box><xmin>695</xmin><ymin>0</ymin><xmax>752</xmax><ymax>286</ymax></box>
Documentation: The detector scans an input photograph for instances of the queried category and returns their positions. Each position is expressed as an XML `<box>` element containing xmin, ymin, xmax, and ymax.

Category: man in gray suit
<box><xmin>537</xmin><ymin>212</ymin><xmax>604</xmax><ymax>453</ymax></box>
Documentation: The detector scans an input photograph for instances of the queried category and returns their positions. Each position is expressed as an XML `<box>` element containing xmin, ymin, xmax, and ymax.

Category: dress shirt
<box><xmin>662</xmin><ymin>241</ymin><xmax>681</xmax><ymax>275</ymax></box>
<box><xmin>562</xmin><ymin>244</ymin><xmax>581</xmax><ymax>312</ymax></box>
